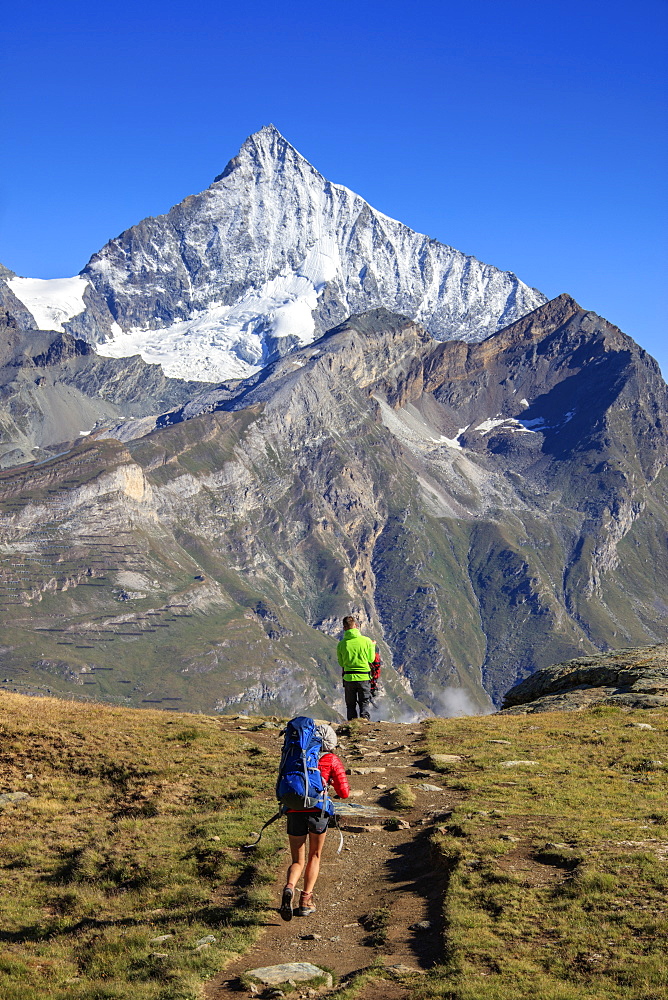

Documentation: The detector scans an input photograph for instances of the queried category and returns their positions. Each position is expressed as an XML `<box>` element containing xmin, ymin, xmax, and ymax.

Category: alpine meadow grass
<box><xmin>2</xmin><ymin>692</ymin><xmax>667</xmax><ymax>1000</ymax></box>
<box><xmin>419</xmin><ymin>708</ymin><xmax>668</xmax><ymax>1000</ymax></box>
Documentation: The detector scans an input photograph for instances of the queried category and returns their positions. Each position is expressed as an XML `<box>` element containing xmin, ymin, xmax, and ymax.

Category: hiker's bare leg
<box><xmin>302</xmin><ymin>830</ymin><xmax>327</xmax><ymax>894</ymax></box>
<box><xmin>286</xmin><ymin>834</ymin><xmax>307</xmax><ymax>888</ymax></box>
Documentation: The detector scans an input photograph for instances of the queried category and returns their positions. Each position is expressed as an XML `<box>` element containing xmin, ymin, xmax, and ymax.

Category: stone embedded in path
<box><xmin>334</xmin><ymin>801</ymin><xmax>393</xmax><ymax>816</ymax></box>
<box><xmin>417</xmin><ymin>783</ymin><xmax>443</xmax><ymax>792</ymax></box>
<box><xmin>384</xmin><ymin>963</ymin><xmax>428</xmax><ymax>976</ymax></box>
<box><xmin>343</xmin><ymin>823</ymin><xmax>384</xmax><ymax>833</ymax></box>
<box><xmin>246</xmin><ymin>963</ymin><xmax>333</xmax><ymax>987</ymax></box>
<box><xmin>348</xmin><ymin>766</ymin><xmax>386</xmax><ymax>774</ymax></box>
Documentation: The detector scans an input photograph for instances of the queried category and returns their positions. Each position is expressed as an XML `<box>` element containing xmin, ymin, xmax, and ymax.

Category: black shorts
<box><xmin>286</xmin><ymin>812</ymin><xmax>330</xmax><ymax>836</ymax></box>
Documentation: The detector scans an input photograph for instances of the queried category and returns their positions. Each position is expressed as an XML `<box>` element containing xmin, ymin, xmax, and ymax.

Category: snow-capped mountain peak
<box><xmin>213</xmin><ymin>123</ymin><xmax>311</xmax><ymax>183</ymax></box>
<box><xmin>4</xmin><ymin>127</ymin><xmax>547</xmax><ymax>381</ymax></box>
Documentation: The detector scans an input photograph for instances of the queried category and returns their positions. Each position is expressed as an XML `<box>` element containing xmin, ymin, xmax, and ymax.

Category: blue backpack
<box><xmin>276</xmin><ymin>716</ymin><xmax>333</xmax><ymax>814</ymax></box>
<box><xmin>245</xmin><ymin>716</ymin><xmax>342</xmax><ymax>852</ymax></box>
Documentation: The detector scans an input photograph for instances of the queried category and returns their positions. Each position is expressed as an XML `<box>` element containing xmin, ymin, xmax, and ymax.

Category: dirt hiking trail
<box><xmin>205</xmin><ymin>720</ymin><xmax>458</xmax><ymax>999</ymax></box>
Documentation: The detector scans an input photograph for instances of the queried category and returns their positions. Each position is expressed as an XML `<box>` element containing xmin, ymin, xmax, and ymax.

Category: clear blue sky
<box><xmin>2</xmin><ymin>0</ymin><xmax>666</xmax><ymax>375</ymax></box>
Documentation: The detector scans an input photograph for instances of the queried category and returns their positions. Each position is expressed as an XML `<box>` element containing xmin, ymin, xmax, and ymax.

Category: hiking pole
<box><xmin>244</xmin><ymin>810</ymin><xmax>281</xmax><ymax>849</ymax></box>
<box><xmin>333</xmin><ymin>811</ymin><xmax>344</xmax><ymax>854</ymax></box>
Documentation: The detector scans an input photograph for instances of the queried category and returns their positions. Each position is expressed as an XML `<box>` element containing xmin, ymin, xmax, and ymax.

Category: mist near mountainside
<box><xmin>0</xmin><ymin>295</ymin><xmax>666</xmax><ymax>716</ymax></box>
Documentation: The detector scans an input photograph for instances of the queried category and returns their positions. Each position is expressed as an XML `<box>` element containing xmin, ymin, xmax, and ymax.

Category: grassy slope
<box><xmin>0</xmin><ymin>693</ymin><xmax>285</xmax><ymax>1000</ymax></box>
<box><xmin>2</xmin><ymin>692</ymin><xmax>667</xmax><ymax>1000</ymax></box>
<box><xmin>0</xmin><ymin>414</ymin><xmax>430</xmax><ymax>719</ymax></box>
<box><xmin>421</xmin><ymin>708</ymin><xmax>668</xmax><ymax>1000</ymax></box>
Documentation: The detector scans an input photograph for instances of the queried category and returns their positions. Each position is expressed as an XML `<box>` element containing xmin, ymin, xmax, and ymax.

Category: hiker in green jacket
<box><xmin>337</xmin><ymin>615</ymin><xmax>376</xmax><ymax>721</ymax></box>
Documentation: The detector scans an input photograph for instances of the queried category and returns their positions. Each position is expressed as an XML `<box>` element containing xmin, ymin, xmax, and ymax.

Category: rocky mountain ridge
<box><xmin>0</xmin><ymin>309</ymin><xmax>211</xmax><ymax>467</ymax></box>
<box><xmin>0</xmin><ymin>129</ymin><xmax>665</xmax><ymax>716</ymax></box>
<box><xmin>0</xmin><ymin>295</ymin><xmax>666</xmax><ymax>715</ymax></box>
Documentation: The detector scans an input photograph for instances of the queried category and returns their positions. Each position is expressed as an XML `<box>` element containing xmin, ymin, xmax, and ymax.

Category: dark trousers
<box><xmin>344</xmin><ymin>680</ymin><xmax>371</xmax><ymax>720</ymax></box>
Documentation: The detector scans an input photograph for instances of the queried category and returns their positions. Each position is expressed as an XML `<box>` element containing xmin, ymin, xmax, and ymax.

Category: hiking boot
<box><xmin>295</xmin><ymin>890</ymin><xmax>316</xmax><ymax>916</ymax></box>
<box><xmin>279</xmin><ymin>885</ymin><xmax>294</xmax><ymax>921</ymax></box>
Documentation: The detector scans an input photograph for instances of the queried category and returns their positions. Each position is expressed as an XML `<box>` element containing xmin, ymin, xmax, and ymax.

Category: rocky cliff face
<box><xmin>0</xmin><ymin>297</ymin><xmax>666</xmax><ymax>716</ymax></box>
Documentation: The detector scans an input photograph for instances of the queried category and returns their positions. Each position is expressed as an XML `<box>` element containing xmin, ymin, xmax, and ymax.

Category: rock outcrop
<box><xmin>501</xmin><ymin>644</ymin><xmax>668</xmax><ymax>712</ymax></box>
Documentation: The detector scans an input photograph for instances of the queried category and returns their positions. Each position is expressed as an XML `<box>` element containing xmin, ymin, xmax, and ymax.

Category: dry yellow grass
<box><xmin>0</xmin><ymin>692</ymin><xmax>283</xmax><ymax>1000</ymax></box>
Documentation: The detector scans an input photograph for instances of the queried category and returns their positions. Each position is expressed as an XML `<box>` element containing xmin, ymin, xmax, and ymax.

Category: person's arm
<box><xmin>318</xmin><ymin>755</ymin><xmax>332</xmax><ymax>787</ymax></box>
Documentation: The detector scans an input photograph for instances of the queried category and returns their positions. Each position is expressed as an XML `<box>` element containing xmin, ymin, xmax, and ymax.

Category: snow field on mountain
<box><xmin>81</xmin><ymin>128</ymin><xmax>547</xmax><ymax>381</ymax></box>
<box><xmin>7</xmin><ymin>275</ymin><xmax>89</xmax><ymax>332</ymax></box>
<box><xmin>96</xmin><ymin>239</ymin><xmax>341</xmax><ymax>381</ymax></box>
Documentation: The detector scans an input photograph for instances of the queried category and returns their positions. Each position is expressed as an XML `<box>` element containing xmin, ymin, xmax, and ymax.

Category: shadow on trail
<box><xmin>383</xmin><ymin>828</ymin><xmax>456</xmax><ymax>968</ymax></box>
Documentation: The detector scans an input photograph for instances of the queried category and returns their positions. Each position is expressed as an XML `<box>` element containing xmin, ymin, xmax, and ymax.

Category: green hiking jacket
<box><xmin>337</xmin><ymin>628</ymin><xmax>376</xmax><ymax>683</ymax></box>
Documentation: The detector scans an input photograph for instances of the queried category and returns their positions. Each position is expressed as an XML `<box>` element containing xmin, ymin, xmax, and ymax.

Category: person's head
<box><xmin>316</xmin><ymin>723</ymin><xmax>338</xmax><ymax>752</ymax></box>
<box><xmin>342</xmin><ymin>615</ymin><xmax>357</xmax><ymax>630</ymax></box>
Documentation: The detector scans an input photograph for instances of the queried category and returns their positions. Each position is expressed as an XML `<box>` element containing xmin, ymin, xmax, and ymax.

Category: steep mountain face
<box><xmin>1</xmin><ymin>126</ymin><xmax>546</xmax><ymax>382</ymax></box>
<box><xmin>0</xmin><ymin>312</ymin><xmax>214</xmax><ymax>467</ymax></box>
<box><xmin>1</xmin><ymin>296</ymin><xmax>666</xmax><ymax>716</ymax></box>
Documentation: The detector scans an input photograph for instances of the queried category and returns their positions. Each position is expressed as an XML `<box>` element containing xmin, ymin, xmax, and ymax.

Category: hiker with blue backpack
<box><xmin>278</xmin><ymin>719</ymin><xmax>349</xmax><ymax>920</ymax></box>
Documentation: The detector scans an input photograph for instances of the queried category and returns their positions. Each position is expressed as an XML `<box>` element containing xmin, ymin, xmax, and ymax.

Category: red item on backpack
<box><xmin>370</xmin><ymin>650</ymin><xmax>381</xmax><ymax>697</ymax></box>
<box><xmin>318</xmin><ymin>752</ymin><xmax>350</xmax><ymax>799</ymax></box>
